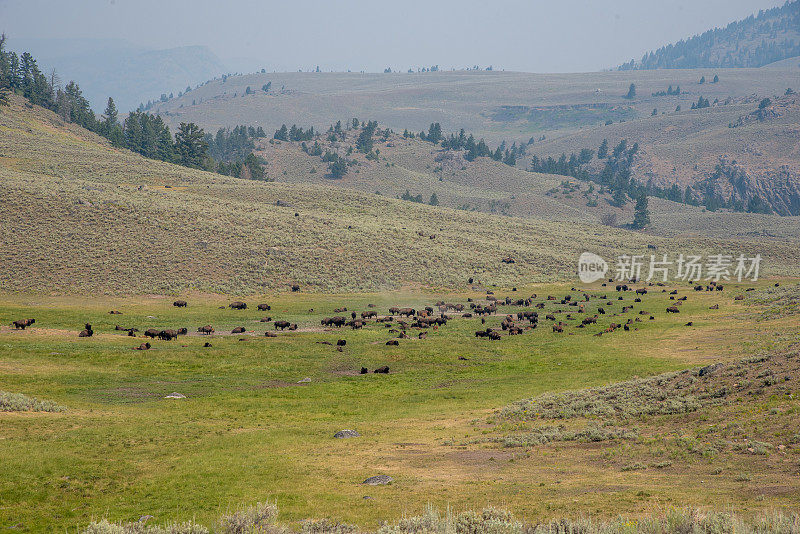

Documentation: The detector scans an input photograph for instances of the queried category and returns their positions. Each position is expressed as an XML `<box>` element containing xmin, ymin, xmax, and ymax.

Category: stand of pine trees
<box><xmin>0</xmin><ymin>35</ymin><xmax>268</xmax><ymax>180</ymax></box>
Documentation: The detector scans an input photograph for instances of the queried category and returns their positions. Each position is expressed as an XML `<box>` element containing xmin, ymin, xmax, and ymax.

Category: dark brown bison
<box><xmin>264</xmin><ymin>331</ymin><xmax>277</xmax><ymax>337</ymax></box>
<box><xmin>173</xmin><ymin>300</ymin><xmax>188</xmax><ymax>307</ymax></box>
<box><xmin>398</xmin><ymin>308</ymin><xmax>415</xmax><ymax>317</ymax></box>
<box><xmin>79</xmin><ymin>323</ymin><xmax>94</xmax><ymax>337</ymax></box>
<box><xmin>274</xmin><ymin>320</ymin><xmax>291</xmax><ymax>330</ymax></box>
<box><xmin>197</xmin><ymin>325</ymin><xmax>214</xmax><ymax>335</ymax></box>
<box><xmin>229</xmin><ymin>301</ymin><xmax>247</xmax><ymax>310</ymax></box>
<box><xmin>109</xmin><ymin>310</ymin><xmax>122</xmax><ymax>315</ymax></box>
<box><xmin>291</xmin><ymin>284</ymin><xmax>300</xmax><ymax>292</ymax></box>
<box><xmin>12</xmin><ymin>318</ymin><xmax>35</xmax><ymax>330</ymax></box>
<box><xmin>321</xmin><ymin>316</ymin><xmax>346</xmax><ymax>328</ymax></box>
<box><xmin>666</xmin><ymin>306</ymin><xmax>680</xmax><ymax>313</ymax></box>
<box><xmin>144</xmin><ymin>328</ymin><xmax>159</xmax><ymax>339</ymax></box>
<box><xmin>374</xmin><ymin>365</ymin><xmax>390</xmax><ymax>373</ymax></box>
<box><xmin>385</xmin><ymin>340</ymin><xmax>399</xmax><ymax>346</ymax></box>
<box><xmin>231</xmin><ymin>327</ymin><xmax>246</xmax><ymax>334</ymax></box>
<box><xmin>347</xmin><ymin>320</ymin><xmax>365</xmax><ymax>329</ymax></box>
<box><xmin>177</xmin><ymin>328</ymin><xmax>188</xmax><ymax>335</ymax></box>
<box><xmin>158</xmin><ymin>329</ymin><xmax>177</xmax><ymax>341</ymax></box>
<box><xmin>135</xmin><ymin>342</ymin><xmax>151</xmax><ymax>350</ymax></box>
<box><xmin>257</xmin><ymin>304</ymin><xmax>271</xmax><ymax>311</ymax></box>
<box><xmin>552</xmin><ymin>323</ymin><xmax>564</xmax><ymax>333</ymax></box>
<box><xmin>336</xmin><ymin>339</ymin><xmax>347</xmax><ymax>346</ymax></box>
<box><xmin>361</xmin><ymin>311</ymin><xmax>377</xmax><ymax>319</ymax></box>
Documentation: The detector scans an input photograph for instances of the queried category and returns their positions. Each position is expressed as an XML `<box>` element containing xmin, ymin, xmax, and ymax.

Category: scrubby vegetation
<box><xmin>83</xmin><ymin>504</ymin><xmax>800</xmax><ymax>534</ymax></box>
<box><xmin>0</xmin><ymin>391</ymin><xmax>64</xmax><ymax>412</ymax></box>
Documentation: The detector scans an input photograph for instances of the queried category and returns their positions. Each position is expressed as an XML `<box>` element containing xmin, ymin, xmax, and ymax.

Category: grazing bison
<box><xmin>398</xmin><ymin>308</ymin><xmax>415</xmax><ymax>317</ymax></box>
<box><xmin>336</xmin><ymin>339</ymin><xmax>347</xmax><ymax>346</ymax></box>
<box><xmin>260</xmin><ymin>316</ymin><xmax>273</xmax><ymax>323</ymax></box>
<box><xmin>197</xmin><ymin>325</ymin><xmax>214</xmax><ymax>335</ymax></box>
<box><xmin>144</xmin><ymin>328</ymin><xmax>159</xmax><ymax>339</ymax></box>
<box><xmin>501</xmin><ymin>257</ymin><xmax>515</xmax><ymax>264</ymax></box>
<box><xmin>79</xmin><ymin>323</ymin><xmax>94</xmax><ymax>337</ymax></box>
<box><xmin>231</xmin><ymin>327</ymin><xmax>246</xmax><ymax>334</ymax></box>
<box><xmin>666</xmin><ymin>306</ymin><xmax>680</xmax><ymax>313</ymax></box>
<box><xmin>229</xmin><ymin>301</ymin><xmax>247</xmax><ymax>310</ymax></box>
<box><xmin>388</xmin><ymin>307</ymin><xmax>400</xmax><ymax>315</ymax></box>
<box><xmin>321</xmin><ymin>316</ymin><xmax>346</xmax><ymax>328</ymax></box>
<box><xmin>158</xmin><ymin>329</ymin><xmax>177</xmax><ymax>341</ymax></box>
<box><xmin>274</xmin><ymin>320</ymin><xmax>291</xmax><ymax>330</ymax></box>
<box><xmin>177</xmin><ymin>328</ymin><xmax>188</xmax><ymax>335</ymax></box>
<box><xmin>257</xmin><ymin>304</ymin><xmax>271</xmax><ymax>311</ymax></box>
<box><xmin>173</xmin><ymin>300</ymin><xmax>188</xmax><ymax>307</ymax></box>
<box><xmin>552</xmin><ymin>323</ymin><xmax>564</xmax><ymax>333</ymax></box>
<box><xmin>12</xmin><ymin>318</ymin><xmax>35</xmax><ymax>330</ymax></box>
<box><xmin>360</xmin><ymin>367</ymin><xmax>369</xmax><ymax>374</ymax></box>
<box><xmin>361</xmin><ymin>311</ymin><xmax>377</xmax><ymax>319</ymax></box>
<box><xmin>635</xmin><ymin>288</ymin><xmax>647</xmax><ymax>295</ymax></box>
<box><xmin>334</xmin><ymin>307</ymin><xmax>348</xmax><ymax>313</ymax></box>
<box><xmin>347</xmin><ymin>320</ymin><xmax>365</xmax><ymax>329</ymax></box>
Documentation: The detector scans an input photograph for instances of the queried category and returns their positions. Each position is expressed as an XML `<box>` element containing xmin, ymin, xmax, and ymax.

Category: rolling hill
<box><xmin>619</xmin><ymin>1</ymin><xmax>800</xmax><ymax>70</ymax></box>
<box><xmin>2</xmin><ymin>94</ymin><xmax>799</xmax><ymax>295</ymax></box>
<box><xmin>8</xmin><ymin>37</ymin><xmax>228</xmax><ymax>112</ymax></box>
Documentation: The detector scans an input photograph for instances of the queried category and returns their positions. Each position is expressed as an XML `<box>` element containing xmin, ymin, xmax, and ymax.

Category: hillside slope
<box><xmin>525</xmin><ymin>93</ymin><xmax>800</xmax><ymax>215</ymax></box>
<box><xmin>2</xmin><ymin>96</ymin><xmax>798</xmax><ymax>295</ymax></box>
<box><xmin>148</xmin><ymin>68</ymin><xmax>798</xmax><ymax>144</ymax></box>
<box><xmin>619</xmin><ymin>1</ymin><xmax>800</xmax><ymax>70</ymax></box>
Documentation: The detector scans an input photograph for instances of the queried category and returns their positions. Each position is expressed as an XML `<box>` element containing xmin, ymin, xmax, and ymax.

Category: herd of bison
<box><xmin>9</xmin><ymin>280</ymin><xmax>758</xmax><ymax>373</ymax></box>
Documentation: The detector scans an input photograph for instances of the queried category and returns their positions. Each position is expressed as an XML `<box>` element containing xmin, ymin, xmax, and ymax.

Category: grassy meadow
<box><xmin>1</xmin><ymin>280</ymin><xmax>799</xmax><ymax>531</ymax></box>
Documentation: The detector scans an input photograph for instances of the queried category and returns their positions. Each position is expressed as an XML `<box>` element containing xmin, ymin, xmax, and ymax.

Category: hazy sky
<box><xmin>0</xmin><ymin>0</ymin><xmax>788</xmax><ymax>72</ymax></box>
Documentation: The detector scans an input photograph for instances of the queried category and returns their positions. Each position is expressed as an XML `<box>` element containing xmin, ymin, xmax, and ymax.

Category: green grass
<box><xmin>1</xmin><ymin>282</ymin><xmax>799</xmax><ymax>531</ymax></box>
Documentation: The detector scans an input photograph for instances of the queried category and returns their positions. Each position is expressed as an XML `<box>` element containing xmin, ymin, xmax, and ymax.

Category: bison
<box><xmin>231</xmin><ymin>327</ymin><xmax>246</xmax><ymax>334</ymax></box>
<box><xmin>158</xmin><ymin>329</ymin><xmax>177</xmax><ymax>341</ymax></box>
<box><xmin>79</xmin><ymin>323</ymin><xmax>94</xmax><ymax>337</ymax></box>
<box><xmin>257</xmin><ymin>304</ymin><xmax>271</xmax><ymax>311</ymax></box>
<box><xmin>229</xmin><ymin>301</ymin><xmax>247</xmax><ymax>310</ymax></box>
<box><xmin>666</xmin><ymin>306</ymin><xmax>680</xmax><ymax>313</ymax></box>
<box><xmin>173</xmin><ymin>300</ymin><xmax>188</xmax><ymax>307</ymax></box>
<box><xmin>197</xmin><ymin>325</ymin><xmax>214</xmax><ymax>335</ymax></box>
<box><xmin>12</xmin><ymin>318</ymin><xmax>35</xmax><ymax>330</ymax></box>
<box><xmin>274</xmin><ymin>320</ymin><xmax>291</xmax><ymax>330</ymax></box>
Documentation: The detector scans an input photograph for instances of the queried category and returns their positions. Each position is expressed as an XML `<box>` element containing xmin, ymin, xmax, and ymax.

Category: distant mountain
<box><xmin>619</xmin><ymin>1</ymin><xmax>800</xmax><ymax>70</ymax></box>
<box><xmin>9</xmin><ymin>37</ymin><xmax>228</xmax><ymax>112</ymax></box>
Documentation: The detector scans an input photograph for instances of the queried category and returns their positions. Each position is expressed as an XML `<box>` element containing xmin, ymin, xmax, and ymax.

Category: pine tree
<box><xmin>175</xmin><ymin>122</ymin><xmax>208</xmax><ymax>168</ymax></box>
<box><xmin>428</xmin><ymin>193</ymin><xmax>439</xmax><ymax>206</ymax></box>
<box><xmin>632</xmin><ymin>193</ymin><xmax>651</xmax><ymax>229</ymax></box>
<box><xmin>598</xmin><ymin>139</ymin><xmax>608</xmax><ymax>158</ymax></box>
<box><xmin>624</xmin><ymin>83</ymin><xmax>636</xmax><ymax>99</ymax></box>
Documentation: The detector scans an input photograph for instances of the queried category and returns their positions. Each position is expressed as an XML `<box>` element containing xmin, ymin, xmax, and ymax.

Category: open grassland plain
<box><xmin>1</xmin><ymin>280</ymin><xmax>799</xmax><ymax>531</ymax></box>
<box><xmin>149</xmin><ymin>68</ymin><xmax>800</xmax><ymax>143</ymax></box>
<box><xmin>3</xmin><ymin>95</ymin><xmax>799</xmax><ymax>295</ymax></box>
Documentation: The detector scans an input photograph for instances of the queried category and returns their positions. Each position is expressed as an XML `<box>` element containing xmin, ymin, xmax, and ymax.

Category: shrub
<box><xmin>0</xmin><ymin>391</ymin><xmax>65</xmax><ymax>412</ymax></box>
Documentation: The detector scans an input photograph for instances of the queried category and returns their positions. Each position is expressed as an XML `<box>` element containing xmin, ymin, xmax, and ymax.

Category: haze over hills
<box><xmin>619</xmin><ymin>0</ymin><xmax>800</xmax><ymax>69</ymax></box>
<box><xmin>8</xmin><ymin>37</ymin><xmax>228</xmax><ymax>112</ymax></box>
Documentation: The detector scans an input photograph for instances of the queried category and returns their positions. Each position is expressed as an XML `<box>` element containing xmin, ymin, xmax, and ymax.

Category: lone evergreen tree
<box><xmin>598</xmin><ymin>138</ymin><xmax>609</xmax><ymax>158</ymax></box>
<box><xmin>632</xmin><ymin>193</ymin><xmax>651</xmax><ymax>229</ymax></box>
<box><xmin>175</xmin><ymin>122</ymin><xmax>208</xmax><ymax>168</ymax></box>
<box><xmin>624</xmin><ymin>83</ymin><xmax>636</xmax><ymax>99</ymax></box>
<box><xmin>429</xmin><ymin>193</ymin><xmax>439</xmax><ymax>206</ymax></box>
